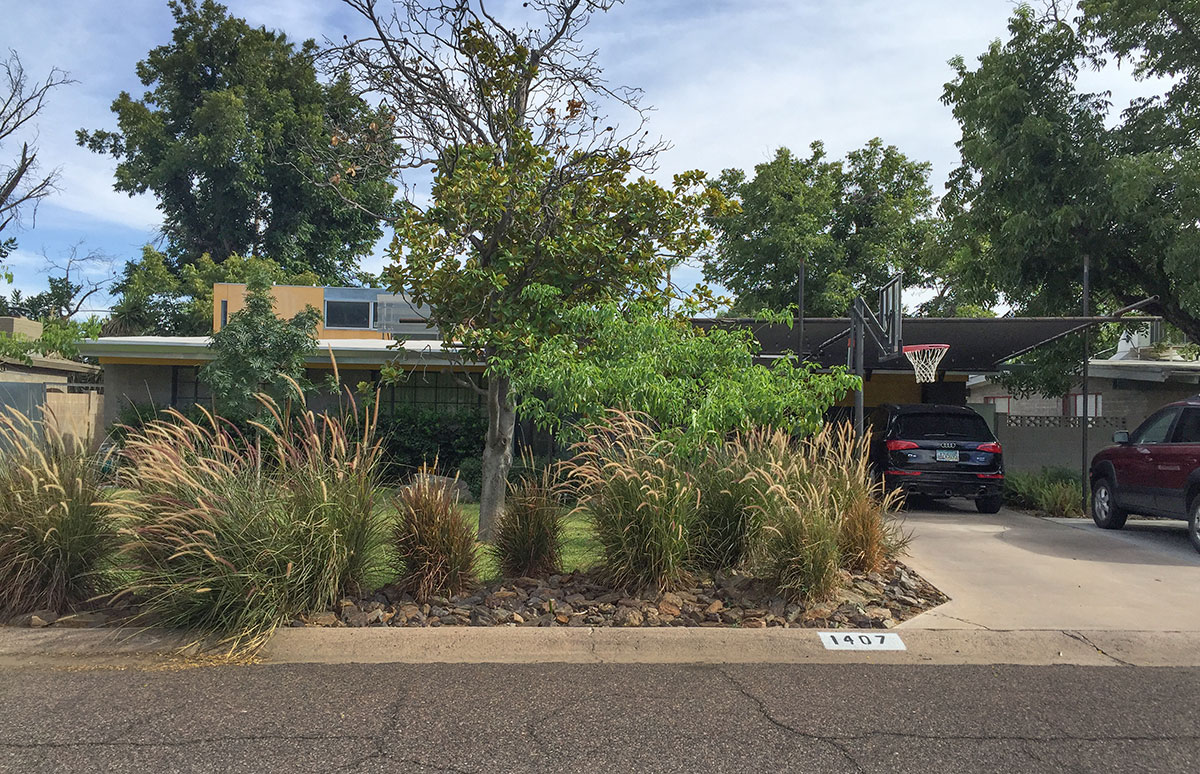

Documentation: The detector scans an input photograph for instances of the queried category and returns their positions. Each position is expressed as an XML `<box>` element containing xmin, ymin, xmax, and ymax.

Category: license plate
<box><xmin>936</xmin><ymin>449</ymin><xmax>959</xmax><ymax>462</ymax></box>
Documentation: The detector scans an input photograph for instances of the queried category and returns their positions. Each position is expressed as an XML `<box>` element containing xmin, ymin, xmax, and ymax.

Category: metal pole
<box><xmin>1081</xmin><ymin>254</ymin><xmax>1090</xmax><ymax>514</ymax></box>
<box><xmin>854</xmin><ymin>298</ymin><xmax>865</xmax><ymax>436</ymax></box>
<box><xmin>797</xmin><ymin>260</ymin><xmax>805</xmax><ymax>364</ymax></box>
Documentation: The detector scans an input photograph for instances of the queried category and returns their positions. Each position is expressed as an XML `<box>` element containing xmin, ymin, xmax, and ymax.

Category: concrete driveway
<box><xmin>897</xmin><ymin>500</ymin><xmax>1200</xmax><ymax>631</ymax></box>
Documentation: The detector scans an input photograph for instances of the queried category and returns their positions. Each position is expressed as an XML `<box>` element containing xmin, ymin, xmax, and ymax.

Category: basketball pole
<box><xmin>853</xmin><ymin>298</ymin><xmax>865</xmax><ymax>436</ymax></box>
<box><xmin>1081</xmin><ymin>253</ymin><xmax>1090</xmax><ymax>515</ymax></box>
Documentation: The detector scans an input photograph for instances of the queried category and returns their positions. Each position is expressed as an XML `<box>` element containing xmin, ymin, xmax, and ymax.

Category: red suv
<box><xmin>1089</xmin><ymin>397</ymin><xmax>1200</xmax><ymax>553</ymax></box>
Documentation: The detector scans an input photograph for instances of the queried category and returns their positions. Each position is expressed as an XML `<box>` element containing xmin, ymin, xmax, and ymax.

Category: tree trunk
<box><xmin>478</xmin><ymin>375</ymin><xmax>516</xmax><ymax>541</ymax></box>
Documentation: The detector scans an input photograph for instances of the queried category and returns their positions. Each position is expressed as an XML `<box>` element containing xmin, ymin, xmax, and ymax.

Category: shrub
<box><xmin>1005</xmin><ymin>467</ymin><xmax>1083</xmax><ymax>517</ymax></box>
<box><xmin>1036</xmin><ymin>480</ymin><xmax>1083</xmax><ymax>518</ymax></box>
<box><xmin>456</xmin><ymin>454</ymin><xmax>484</xmax><ymax>498</ymax></box>
<box><xmin>113</xmin><ymin>396</ymin><xmax>390</xmax><ymax>653</ymax></box>
<box><xmin>394</xmin><ymin>464</ymin><xmax>478</xmax><ymax>599</ymax></box>
<box><xmin>570</xmin><ymin>411</ymin><xmax>697</xmax><ymax>592</ymax></box>
<box><xmin>803</xmin><ymin>423</ymin><xmax>907</xmax><ymax>574</ymax></box>
<box><xmin>489</xmin><ymin>461</ymin><xmax>567</xmax><ymax>577</ymax></box>
<box><xmin>376</xmin><ymin>405</ymin><xmax>487</xmax><ymax>483</ymax></box>
<box><xmin>0</xmin><ymin>410</ymin><xmax>118</xmax><ymax>619</ymax></box>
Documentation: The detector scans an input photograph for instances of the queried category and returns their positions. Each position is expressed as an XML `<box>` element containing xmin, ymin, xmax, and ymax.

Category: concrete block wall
<box><xmin>102</xmin><ymin>363</ymin><xmax>174</xmax><ymax>427</ymax></box>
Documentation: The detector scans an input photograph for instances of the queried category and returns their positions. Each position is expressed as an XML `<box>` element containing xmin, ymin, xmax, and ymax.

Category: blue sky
<box><xmin>0</xmin><ymin>0</ymin><xmax>1158</xmax><ymax>312</ymax></box>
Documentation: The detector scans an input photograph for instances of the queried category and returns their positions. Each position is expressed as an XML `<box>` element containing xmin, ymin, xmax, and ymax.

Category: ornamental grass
<box><xmin>393</xmin><ymin>462</ymin><xmax>478</xmax><ymax>600</ymax></box>
<box><xmin>0</xmin><ymin>409</ymin><xmax>118</xmax><ymax>619</ymax></box>
<box><xmin>488</xmin><ymin>459</ymin><xmax>568</xmax><ymax>578</ymax></box>
<box><xmin>112</xmin><ymin>392</ymin><xmax>390</xmax><ymax>654</ymax></box>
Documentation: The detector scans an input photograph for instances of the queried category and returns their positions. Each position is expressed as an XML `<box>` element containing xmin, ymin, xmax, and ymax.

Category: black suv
<box><xmin>868</xmin><ymin>404</ymin><xmax>1005</xmax><ymax>513</ymax></box>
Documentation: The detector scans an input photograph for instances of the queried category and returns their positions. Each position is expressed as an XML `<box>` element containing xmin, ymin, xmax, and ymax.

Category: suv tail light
<box><xmin>885</xmin><ymin>440</ymin><xmax>919</xmax><ymax>451</ymax></box>
<box><xmin>977</xmin><ymin>442</ymin><xmax>1002</xmax><ymax>454</ymax></box>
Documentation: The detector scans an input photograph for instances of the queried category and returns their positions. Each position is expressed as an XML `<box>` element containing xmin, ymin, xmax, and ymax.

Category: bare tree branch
<box><xmin>0</xmin><ymin>50</ymin><xmax>72</xmax><ymax>237</ymax></box>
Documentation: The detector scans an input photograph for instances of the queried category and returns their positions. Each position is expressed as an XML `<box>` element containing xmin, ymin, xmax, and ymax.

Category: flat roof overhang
<box><xmin>695</xmin><ymin>317</ymin><xmax>1159</xmax><ymax>373</ymax></box>
<box><xmin>78</xmin><ymin>336</ymin><xmax>466</xmax><ymax>368</ymax></box>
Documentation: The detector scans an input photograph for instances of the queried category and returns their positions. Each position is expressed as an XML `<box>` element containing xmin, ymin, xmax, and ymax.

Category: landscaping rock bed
<box><xmin>8</xmin><ymin>565</ymin><xmax>947</xmax><ymax>633</ymax></box>
<box><xmin>315</xmin><ymin>561</ymin><xmax>947</xmax><ymax>630</ymax></box>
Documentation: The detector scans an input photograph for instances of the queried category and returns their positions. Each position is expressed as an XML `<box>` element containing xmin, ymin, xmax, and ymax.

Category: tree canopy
<box><xmin>77</xmin><ymin>0</ymin><xmax>395</xmax><ymax>283</ymax></box>
<box><xmin>507</xmin><ymin>297</ymin><xmax>859</xmax><ymax>445</ymax></box>
<box><xmin>943</xmin><ymin>1</ymin><xmax>1200</xmax><ymax>393</ymax></box>
<box><xmin>702</xmin><ymin>139</ymin><xmax>938</xmax><ymax>317</ymax></box>
<box><xmin>327</xmin><ymin>0</ymin><xmax>726</xmax><ymax>537</ymax></box>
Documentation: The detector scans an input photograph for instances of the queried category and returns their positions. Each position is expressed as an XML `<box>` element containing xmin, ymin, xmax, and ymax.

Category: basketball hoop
<box><xmin>903</xmin><ymin>344</ymin><xmax>949</xmax><ymax>383</ymax></box>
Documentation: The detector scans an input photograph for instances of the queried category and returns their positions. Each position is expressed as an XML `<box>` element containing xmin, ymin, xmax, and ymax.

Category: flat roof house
<box><xmin>79</xmin><ymin>284</ymin><xmax>481</xmax><ymax>428</ymax></box>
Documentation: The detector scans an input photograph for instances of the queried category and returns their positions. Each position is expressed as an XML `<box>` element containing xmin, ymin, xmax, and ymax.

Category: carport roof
<box><xmin>696</xmin><ymin>317</ymin><xmax>1157</xmax><ymax>373</ymax></box>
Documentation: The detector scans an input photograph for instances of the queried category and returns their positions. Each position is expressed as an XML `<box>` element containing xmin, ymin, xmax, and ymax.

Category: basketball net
<box><xmin>903</xmin><ymin>344</ymin><xmax>949</xmax><ymax>383</ymax></box>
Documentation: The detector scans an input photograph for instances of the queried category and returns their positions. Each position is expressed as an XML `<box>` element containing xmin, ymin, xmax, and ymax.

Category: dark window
<box><xmin>1172</xmin><ymin>408</ymin><xmax>1200</xmax><ymax>443</ymax></box>
<box><xmin>171</xmin><ymin>366</ymin><xmax>211</xmax><ymax>410</ymax></box>
<box><xmin>1132</xmin><ymin>408</ymin><xmax>1178</xmax><ymax>445</ymax></box>
<box><xmin>219</xmin><ymin>300</ymin><xmax>228</xmax><ymax>329</ymax></box>
<box><xmin>894</xmin><ymin>412</ymin><xmax>992</xmax><ymax>441</ymax></box>
<box><xmin>325</xmin><ymin>300</ymin><xmax>371</xmax><ymax>328</ymax></box>
<box><xmin>378</xmin><ymin>371</ymin><xmax>485</xmax><ymax>413</ymax></box>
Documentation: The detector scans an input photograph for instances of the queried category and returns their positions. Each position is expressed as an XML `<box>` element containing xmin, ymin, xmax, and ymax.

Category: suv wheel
<box><xmin>975</xmin><ymin>495</ymin><xmax>1003</xmax><ymax>514</ymax></box>
<box><xmin>1091</xmin><ymin>478</ymin><xmax>1128</xmax><ymax>530</ymax></box>
<box><xmin>1188</xmin><ymin>496</ymin><xmax>1200</xmax><ymax>554</ymax></box>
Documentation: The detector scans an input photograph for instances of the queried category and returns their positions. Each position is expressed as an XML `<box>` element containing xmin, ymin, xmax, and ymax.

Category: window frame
<box><xmin>324</xmin><ymin>299</ymin><xmax>373</xmax><ymax>330</ymax></box>
<box><xmin>1064</xmin><ymin>392</ymin><xmax>1102</xmax><ymax>418</ymax></box>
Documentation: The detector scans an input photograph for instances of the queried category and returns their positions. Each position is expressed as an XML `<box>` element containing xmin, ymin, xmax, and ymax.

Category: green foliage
<box><xmin>393</xmin><ymin>466</ymin><xmax>479</xmax><ymax>600</ymax></box>
<box><xmin>389</xmin><ymin>135</ymin><xmax>722</xmax><ymax>368</ymax></box>
<box><xmin>77</xmin><ymin>0</ymin><xmax>394</xmax><ymax>282</ymax></box>
<box><xmin>1005</xmin><ymin>467</ymin><xmax>1083</xmax><ymax>517</ymax></box>
<box><xmin>0</xmin><ymin>317</ymin><xmax>102</xmax><ymax>365</ymax></box>
<box><xmin>0</xmin><ymin>410</ymin><xmax>118</xmax><ymax>619</ymax></box>
<box><xmin>375</xmin><ymin>404</ymin><xmax>488</xmax><ymax>483</ymax></box>
<box><xmin>506</xmin><ymin>298</ymin><xmax>860</xmax><ymax>445</ymax></box>
<box><xmin>113</xmin><ymin>399</ymin><xmax>390</xmax><ymax>654</ymax></box>
<box><xmin>703</xmin><ymin>140</ymin><xmax>939</xmax><ymax>316</ymax></box>
<box><xmin>200</xmin><ymin>265</ymin><xmax>318</xmax><ymax>421</ymax></box>
<box><xmin>944</xmin><ymin>2</ymin><xmax>1200</xmax><ymax>393</ymax></box>
<box><xmin>488</xmin><ymin>463</ymin><xmax>567</xmax><ymax>578</ymax></box>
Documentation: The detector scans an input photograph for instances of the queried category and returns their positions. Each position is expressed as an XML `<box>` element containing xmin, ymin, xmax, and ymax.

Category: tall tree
<box><xmin>326</xmin><ymin>0</ymin><xmax>724</xmax><ymax>537</ymax></box>
<box><xmin>702</xmin><ymin>139</ymin><xmax>937</xmax><ymax>317</ymax></box>
<box><xmin>77</xmin><ymin>0</ymin><xmax>396</xmax><ymax>283</ymax></box>
<box><xmin>1</xmin><ymin>50</ymin><xmax>71</xmax><ymax>277</ymax></box>
<box><xmin>943</xmin><ymin>1</ymin><xmax>1200</xmax><ymax>399</ymax></box>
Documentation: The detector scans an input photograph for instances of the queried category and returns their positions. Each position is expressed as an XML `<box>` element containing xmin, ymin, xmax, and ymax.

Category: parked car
<box><xmin>867</xmin><ymin>404</ymin><xmax>1005</xmax><ymax>513</ymax></box>
<box><xmin>1089</xmin><ymin>396</ymin><xmax>1200</xmax><ymax>553</ymax></box>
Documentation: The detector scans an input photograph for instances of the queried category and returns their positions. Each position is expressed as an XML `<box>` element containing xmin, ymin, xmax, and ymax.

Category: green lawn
<box><xmin>461</xmin><ymin>503</ymin><xmax>600</xmax><ymax>581</ymax></box>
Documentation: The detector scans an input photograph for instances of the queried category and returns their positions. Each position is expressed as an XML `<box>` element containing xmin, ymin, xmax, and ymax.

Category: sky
<box><xmin>0</xmin><ymin>0</ymin><xmax>1161</xmax><ymax>314</ymax></box>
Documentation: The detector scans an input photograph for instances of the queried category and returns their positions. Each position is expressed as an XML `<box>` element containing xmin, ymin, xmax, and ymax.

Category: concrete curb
<box><xmin>4</xmin><ymin>626</ymin><xmax>1198</xmax><ymax>668</ymax></box>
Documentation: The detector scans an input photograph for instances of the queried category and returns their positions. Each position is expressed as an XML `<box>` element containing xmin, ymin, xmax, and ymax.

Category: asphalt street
<box><xmin>4</xmin><ymin>662</ymin><xmax>1198</xmax><ymax>773</ymax></box>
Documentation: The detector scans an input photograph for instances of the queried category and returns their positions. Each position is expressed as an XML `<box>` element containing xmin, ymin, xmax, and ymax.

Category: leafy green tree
<box><xmin>507</xmin><ymin>296</ymin><xmax>860</xmax><ymax>444</ymax></box>
<box><xmin>200</xmin><ymin>266</ymin><xmax>318</xmax><ymax>421</ymax></box>
<box><xmin>703</xmin><ymin>140</ymin><xmax>937</xmax><ymax>317</ymax></box>
<box><xmin>106</xmin><ymin>247</ymin><xmax>320</xmax><ymax>336</ymax></box>
<box><xmin>943</xmin><ymin>2</ymin><xmax>1200</xmax><ymax>394</ymax></box>
<box><xmin>328</xmin><ymin>0</ymin><xmax>726</xmax><ymax>537</ymax></box>
<box><xmin>77</xmin><ymin>0</ymin><xmax>395</xmax><ymax>282</ymax></box>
